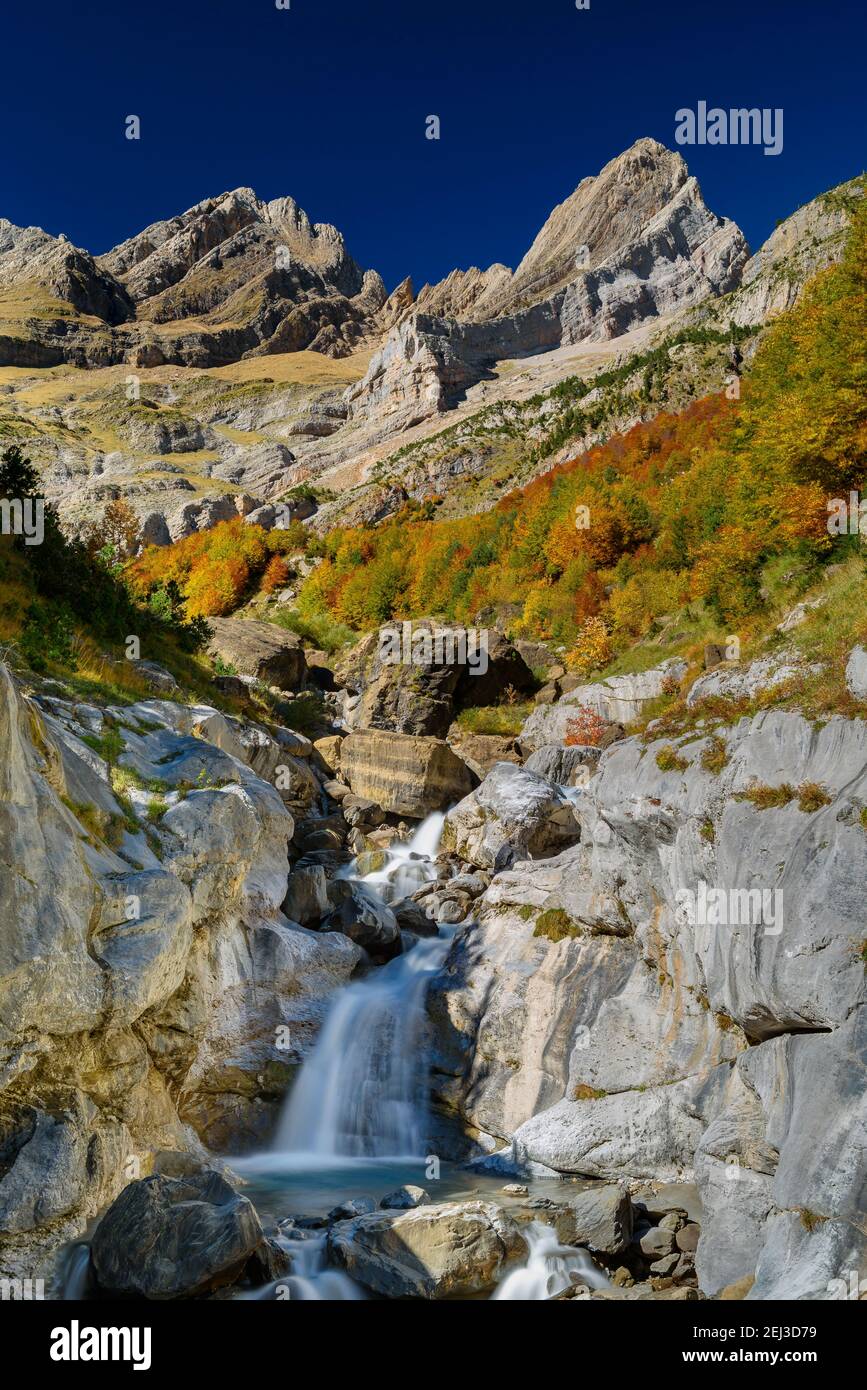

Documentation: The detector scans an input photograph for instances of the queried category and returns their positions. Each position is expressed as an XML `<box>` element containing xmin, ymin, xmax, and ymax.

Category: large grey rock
<box><xmin>90</xmin><ymin>1171</ymin><xmax>281</xmax><ymax>1298</ymax></box>
<box><xmin>524</xmin><ymin>743</ymin><xmax>600</xmax><ymax>786</ymax></box>
<box><xmin>321</xmin><ymin>879</ymin><xmax>401</xmax><ymax>960</ymax></box>
<box><xmin>441</xmin><ymin>763</ymin><xmax>581</xmax><ymax>871</ymax></box>
<box><xmin>0</xmin><ymin>668</ymin><xmax>361</xmax><ymax>1273</ymax></box>
<box><xmin>335</xmin><ymin>623</ymin><xmax>532</xmax><ymax>737</ymax></box>
<box><xmin>696</xmin><ymin>1012</ymin><xmax>867</xmax><ymax>1299</ymax></box>
<box><xmin>510</xmin><ymin>1083</ymin><xmax>712</xmax><ymax>1183</ymax></box>
<box><xmin>520</xmin><ymin>1183</ymin><xmax>633</xmax><ymax>1255</ymax></box>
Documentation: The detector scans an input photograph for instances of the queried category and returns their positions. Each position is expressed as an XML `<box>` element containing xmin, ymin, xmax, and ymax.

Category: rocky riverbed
<box><xmin>0</xmin><ymin>618</ymin><xmax>864</xmax><ymax>1301</ymax></box>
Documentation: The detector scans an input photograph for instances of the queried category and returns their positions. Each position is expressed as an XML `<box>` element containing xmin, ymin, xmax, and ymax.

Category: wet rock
<box><xmin>328</xmin><ymin>1196</ymin><xmax>377</xmax><ymax>1220</ymax></box>
<box><xmin>391</xmin><ymin>898</ymin><xmax>439</xmax><ymax>937</ymax></box>
<box><xmin>380</xmin><ymin>1186</ymin><xmax>430</xmax><ymax>1210</ymax></box>
<box><xmin>511</xmin><ymin>1183</ymin><xmax>633</xmax><ymax>1255</ymax></box>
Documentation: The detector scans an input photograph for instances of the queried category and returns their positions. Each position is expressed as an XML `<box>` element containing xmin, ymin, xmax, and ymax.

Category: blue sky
<box><xmin>2</xmin><ymin>0</ymin><xmax>864</xmax><ymax>292</ymax></box>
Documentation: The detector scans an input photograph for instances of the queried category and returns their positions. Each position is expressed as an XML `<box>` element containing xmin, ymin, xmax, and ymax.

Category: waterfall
<box><xmin>491</xmin><ymin>1222</ymin><xmax>612</xmax><ymax>1301</ymax></box>
<box><xmin>274</xmin><ymin>811</ymin><xmax>449</xmax><ymax>1159</ymax></box>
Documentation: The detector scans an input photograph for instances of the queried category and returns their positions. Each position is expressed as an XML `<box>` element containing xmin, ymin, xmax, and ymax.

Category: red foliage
<box><xmin>564</xmin><ymin>706</ymin><xmax>608</xmax><ymax>747</ymax></box>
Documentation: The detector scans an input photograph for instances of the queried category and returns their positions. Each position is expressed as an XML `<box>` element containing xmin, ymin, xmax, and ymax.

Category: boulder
<box><xmin>340</xmin><ymin>729</ymin><xmax>475</xmax><ymax>818</ymax></box>
<box><xmin>448</xmin><ymin>731</ymin><xmax>521</xmax><ymax>780</ymax></box>
<box><xmin>524</xmin><ymin>743</ymin><xmax>600</xmax><ymax>786</ymax></box>
<box><xmin>282</xmin><ymin>862</ymin><xmax>330</xmax><ymax>926</ymax></box>
<box><xmin>640</xmin><ymin>1226</ymin><xmax>676</xmax><ymax>1258</ymax></box>
<box><xmin>313</xmin><ymin>735</ymin><xmax>343</xmax><ymax>774</ymax></box>
<box><xmin>512</xmin><ymin>1183</ymin><xmax>633</xmax><ymax>1255</ymax></box>
<box><xmin>328</xmin><ymin>1200</ymin><xmax>526</xmax><ymax>1298</ymax></box>
<box><xmin>132</xmin><ymin>659</ymin><xmax>179</xmax><ymax>693</ymax></box>
<box><xmin>508</xmin><ymin>1085</ymin><xmax>707</xmax><ymax>1183</ymax></box>
<box><xmin>441</xmin><ymin>763</ymin><xmax>581</xmax><ymax>871</ymax></box>
<box><xmin>206</xmin><ymin>617</ymin><xmax>307</xmax><ymax>691</ymax></box>
<box><xmin>380</xmin><ymin>1185</ymin><xmax>431</xmax><ymax>1210</ymax></box>
<box><xmin>335</xmin><ymin>623</ymin><xmax>533</xmax><ymax>737</ymax></box>
<box><xmin>90</xmin><ymin>1171</ymin><xmax>282</xmax><ymax>1299</ymax></box>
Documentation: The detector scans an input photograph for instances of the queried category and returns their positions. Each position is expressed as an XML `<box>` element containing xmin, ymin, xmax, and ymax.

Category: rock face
<box><xmin>205</xmin><ymin>617</ymin><xmax>307</xmax><ymax>690</ymax></box>
<box><xmin>345</xmin><ymin>140</ymin><xmax>748</xmax><ymax>434</ymax></box>
<box><xmin>0</xmin><ymin>219</ymin><xmax>134</xmax><ymax>328</ymax></box>
<box><xmin>340</xmin><ymin>729</ymin><xmax>475</xmax><ymax>818</ymax></box>
<box><xmin>328</xmin><ymin>1200</ymin><xmax>527</xmax><ymax>1298</ymax></box>
<box><xmin>441</xmin><ymin>763</ymin><xmax>581</xmax><ymax>871</ymax></box>
<box><xmin>519</xmin><ymin>659</ymin><xmax>686</xmax><ymax>751</ymax></box>
<box><xmin>90</xmin><ymin>1171</ymin><xmax>280</xmax><ymax>1299</ymax></box>
<box><xmin>430</xmin><ymin>706</ymin><xmax>867</xmax><ymax>1298</ymax></box>
<box><xmin>0</xmin><ymin>665</ymin><xmax>359</xmax><ymax>1278</ymax></box>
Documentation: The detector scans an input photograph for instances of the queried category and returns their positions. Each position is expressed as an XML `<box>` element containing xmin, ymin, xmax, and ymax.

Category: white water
<box><xmin>355</xmin><ymin>810</ymin><xmax>445</xmax><ymax>902</ymax></box>
<box><xmin>246</xmin><ymin>1233</ymin><xmax>365</xmax><ymax>1301</ymax></box>
<box><xmin>273</xmin><ymin>812</ymin><xmax>449</xmax><ymax>1159</ymax></box>
<box><xmin>492</xmin><ymin>1222</ymin><xmax>612</xmax><ymax>1301</ymax></box>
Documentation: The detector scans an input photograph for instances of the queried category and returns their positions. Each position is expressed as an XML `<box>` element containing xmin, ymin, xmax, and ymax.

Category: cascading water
<box><xmin>274</xmin><ymin>931</ymin><xmax>450</xmax><ymax>1158</ymax></box>
<box><xmin>244</xmin><ymin>1233</ymin><xmax>366</xmax><ymax>1301</ymax></box>
<box><xmin>491</xmin><ymin>1222</ymin><xmax>612</xmax><ymax>1301</ymax></box>
<box><xmin>273</xmin><ymin>811</ymin><xmax>450</xmax><ymax>1160</ymax></box>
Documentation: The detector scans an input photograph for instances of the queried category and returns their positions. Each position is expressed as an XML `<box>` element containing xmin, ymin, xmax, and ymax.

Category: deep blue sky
<box><xmin>2</xmin><ymin>0</ymin><xmax>864</xmax><ymax>292</ymax></box>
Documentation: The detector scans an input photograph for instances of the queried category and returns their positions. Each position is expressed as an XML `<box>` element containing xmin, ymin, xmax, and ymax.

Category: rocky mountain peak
<box><xmin>0</xmin><ymin>217</ymin><xmax>134</xmax><ymax>325</ymax></box>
